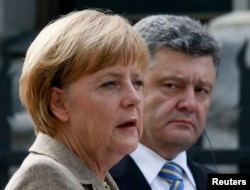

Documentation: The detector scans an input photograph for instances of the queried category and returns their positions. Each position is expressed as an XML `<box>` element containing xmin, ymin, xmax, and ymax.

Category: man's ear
<box><xmin>50</xmin><ymin>87</ymin><xmax>69</xmax><ymax>122</ymax></box>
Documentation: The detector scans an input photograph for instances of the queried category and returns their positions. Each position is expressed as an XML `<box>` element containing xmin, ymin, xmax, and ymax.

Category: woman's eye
<box><xmin>133</xmin><ymin>80</ymin><xmax>144</xmax><ymax>87</ymax></box>
<box><xmin>101</xmin><ymin>81</ymin><xmax>117</xmax><ymax>87</ymax></box>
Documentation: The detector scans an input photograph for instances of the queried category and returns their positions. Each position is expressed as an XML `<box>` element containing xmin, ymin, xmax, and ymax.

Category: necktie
<box><xmin>159</xmin><ymin>162</ymin><xmax>184</xmax><ymax>190</ymax></box>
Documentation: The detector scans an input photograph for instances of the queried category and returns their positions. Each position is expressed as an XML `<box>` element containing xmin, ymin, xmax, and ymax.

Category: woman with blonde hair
<box><xmin>5</xmin><ymin>9</ymin><xmax>149</xmax><ymax>190</ymax></box>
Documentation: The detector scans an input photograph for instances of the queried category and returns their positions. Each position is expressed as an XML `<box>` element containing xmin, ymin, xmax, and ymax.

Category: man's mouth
<box><xmin>171</xmin><ymin>119</ymin><xmax>194</xmax><ymax>127</ymax></box>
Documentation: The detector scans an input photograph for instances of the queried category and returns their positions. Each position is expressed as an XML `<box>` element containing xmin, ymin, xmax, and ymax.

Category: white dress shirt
<box><xmin>130</xmin><ymin>143</ymin><xmax>196</xmax><ymax>190</ymax></box>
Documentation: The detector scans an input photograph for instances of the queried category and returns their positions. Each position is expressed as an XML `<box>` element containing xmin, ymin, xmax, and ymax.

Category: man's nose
<box><xmin>177</xmin><ymin>88</ymin><xmax>197</xmax><ymax>113</ymax></box>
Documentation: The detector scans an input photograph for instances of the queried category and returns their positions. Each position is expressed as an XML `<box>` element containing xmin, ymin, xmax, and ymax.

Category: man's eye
<box><xmin>196</xmin><ymin>87</ymin><xmax>209</xmax><ymax>95</ymax></box>
<box><xmin>164</xmin><ymin>83</ymin><xmax>177</xmax><ymax>89</ymax></box>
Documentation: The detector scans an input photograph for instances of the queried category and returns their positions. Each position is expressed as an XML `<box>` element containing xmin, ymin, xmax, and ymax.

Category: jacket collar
<box><xmin>29</xmin><ymin>133</ymin><xmax>118</xmax><ymax>190</ymax></box>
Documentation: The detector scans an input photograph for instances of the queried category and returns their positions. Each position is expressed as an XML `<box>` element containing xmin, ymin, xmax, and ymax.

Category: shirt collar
<box><xmin>130</xmin><ymin>143</ymin><xmax>165</xmax><ymax>184</ymax></box>
<box><xmin>171</xmin><ymin>151</ymin><xmax>196</xmax><ymax>187</ymax></box>
<box><xmin>130</xmin><ymin>143</ymin><xmax>196</xmax><ymax>187</ymax></box>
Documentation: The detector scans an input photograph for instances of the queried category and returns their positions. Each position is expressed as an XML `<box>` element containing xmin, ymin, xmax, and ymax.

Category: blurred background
<box><xmin>1</xmin><ymin>0</ymin><xmax>250</xmax><ymax>188</ymax></box>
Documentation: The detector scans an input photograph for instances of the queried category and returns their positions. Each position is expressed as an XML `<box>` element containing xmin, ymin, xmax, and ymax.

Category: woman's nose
<box><xmin>121</xmin><ymin>84</ymin><xmax>142</xmax><ymax>108</ymax></box>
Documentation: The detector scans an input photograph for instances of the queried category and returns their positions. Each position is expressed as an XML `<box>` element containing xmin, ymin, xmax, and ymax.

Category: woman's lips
<box><xmin>117</xmin><ymin>119</ymin><xmax>137</xmax><ymax>129</ymax></box>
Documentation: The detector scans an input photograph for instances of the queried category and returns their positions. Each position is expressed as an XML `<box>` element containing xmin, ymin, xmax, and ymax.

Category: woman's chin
<box><xmin>118</xmin><ymin>140</ymin><xmax>139</xmax><ymax>155</ymax></box>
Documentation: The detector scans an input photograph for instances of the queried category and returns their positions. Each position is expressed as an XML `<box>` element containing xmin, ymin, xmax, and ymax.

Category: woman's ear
<box><xmin>50</xmin><ymin>87</ymin><xmax>69</xmax><ymax>122</ymax></box>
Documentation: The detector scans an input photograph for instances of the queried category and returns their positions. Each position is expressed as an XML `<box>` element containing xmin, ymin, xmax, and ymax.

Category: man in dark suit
<box><xmin>110</xmin><ymin>14</ymin><xmax>221</xmax><ymax>190</ymax></box>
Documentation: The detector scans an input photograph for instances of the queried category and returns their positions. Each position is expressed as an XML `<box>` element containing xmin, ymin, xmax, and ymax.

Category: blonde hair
<box><xmin>19</xmin><ymin>9</ymin><xmax>149</xmax><ymax>135</ymax></box>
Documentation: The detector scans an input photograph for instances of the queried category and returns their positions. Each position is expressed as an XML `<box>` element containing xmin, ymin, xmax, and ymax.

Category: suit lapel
<box><xmin>188</xmin><ymin>159</ymin><xmax>215</xmax><ymax>190</ymax></box>
<box><xmin>110</xmin><ymin>155</ymin><xmax>152</xmax><ymax>190</ymax></box>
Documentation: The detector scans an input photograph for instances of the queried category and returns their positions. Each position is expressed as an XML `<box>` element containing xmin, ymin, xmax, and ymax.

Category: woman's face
<box><xmin>57</xmin><ymin>63</ymin><xmax>144</xmax><ymax>159</ymax></box>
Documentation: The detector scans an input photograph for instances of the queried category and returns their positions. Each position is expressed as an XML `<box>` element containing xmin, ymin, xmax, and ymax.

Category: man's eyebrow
<box><xmin>158</xmin><ymin>75</ymin><xmax>213</xmax><ymax>87</ymax></box>
<box><xmin>158</xmin><ymin>74</ymin><xmax>188</xmax><ymax>82</ymax></box>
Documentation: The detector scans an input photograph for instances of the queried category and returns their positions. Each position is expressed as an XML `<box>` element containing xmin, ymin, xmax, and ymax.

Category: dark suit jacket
<box><xmin>110</xmin><ymin>155</ymin><xmax>215</xmax><ymax>190</ymax></box>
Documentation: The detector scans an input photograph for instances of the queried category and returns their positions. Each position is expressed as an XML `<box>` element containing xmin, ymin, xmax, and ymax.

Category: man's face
<box><xmin>141</xmin><ymin>48</ymin><xmax>216</xmax><ymax>159</ymax></box>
